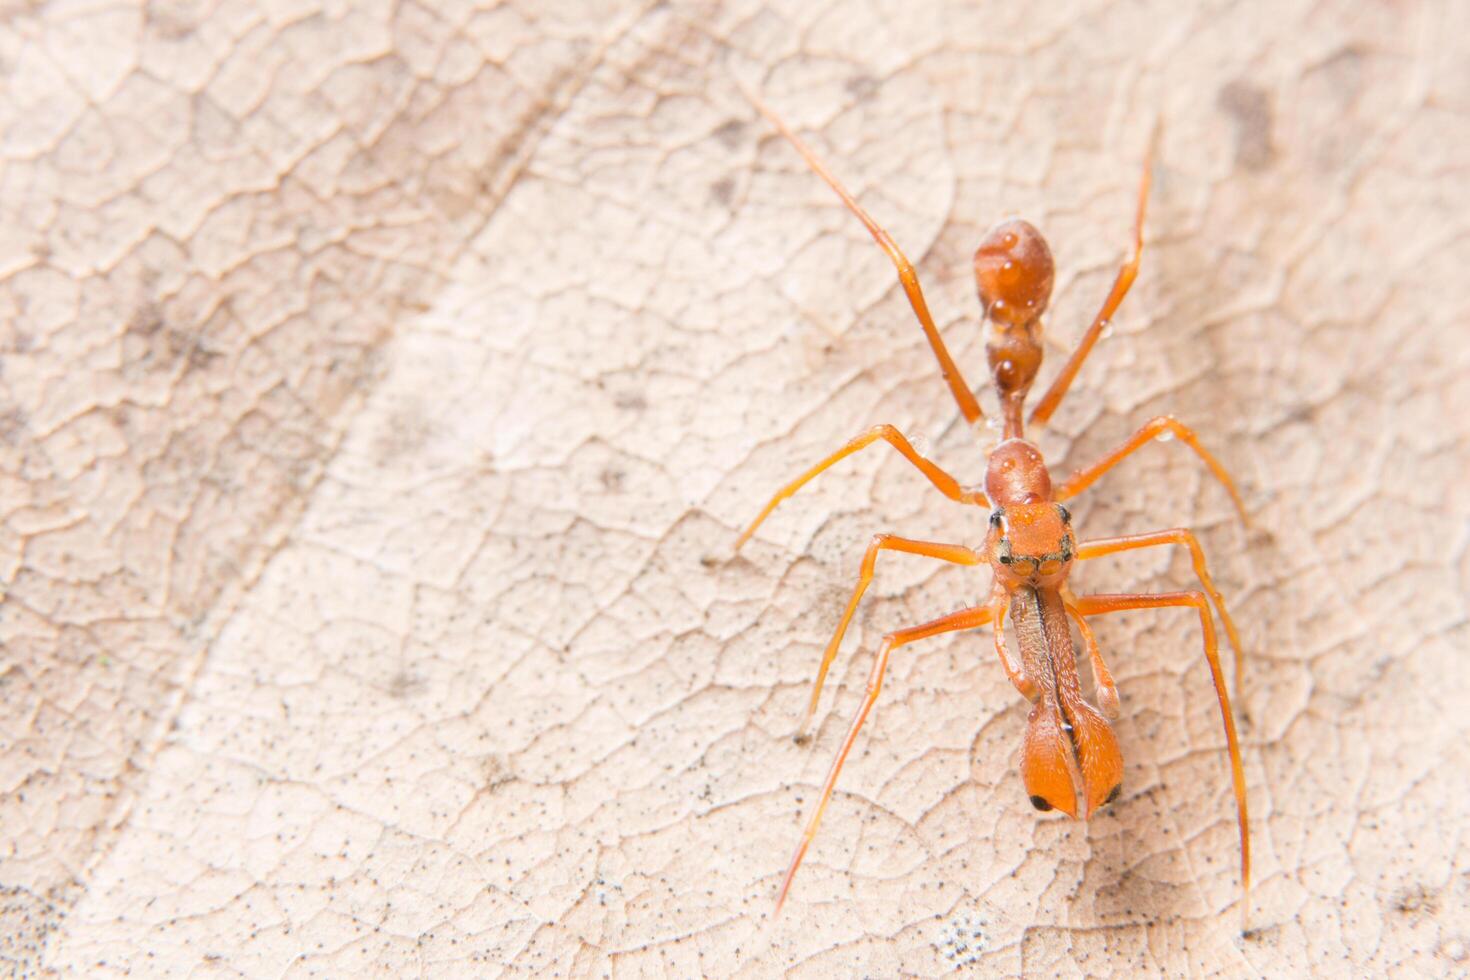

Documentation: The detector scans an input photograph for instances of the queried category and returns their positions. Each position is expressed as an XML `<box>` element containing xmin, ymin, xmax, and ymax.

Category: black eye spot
<box><xmin>1056</xmin><ymin>503</ymin><xmax>1071</xmax><ymax>523</ymax></box>
<box><xmin>998</xmin><ymin>553</ymin><xmax>1012</xmax><ymax>565</ymax></box>
<box><xmin>1104</xmin><ymin>784</ymin><xmax>1122</xmax><ymax>806</ymax></box>
<box><xmin>1029</xmin><ymin>795</ymin><xmax>1053</xmax><ymax>812</ymax></box>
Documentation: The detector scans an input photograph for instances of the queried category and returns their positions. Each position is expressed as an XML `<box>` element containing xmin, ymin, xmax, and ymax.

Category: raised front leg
<box><xmin>736</xmin><ymin>424</ymin><xmax>986</xmax><ymax>550</ymax></box>
<box><xmin>988</xmin><ymin>587</ymin><xmax>1038</xmax><ymax>702</ymax></box>
<box><xmin>1030</xmin><ymin>140</ymin><xmax>1152</xmax><ymax>426</ymax></box>
<box><xmin>1055</xmin><ymin>415</ymin><xmax>1248</xmax><ymax>524</ymax></box>
<box><xmin>742</xmin><ymin>85</ymin><xmax>986</xmax><ymax>425</ymax></box>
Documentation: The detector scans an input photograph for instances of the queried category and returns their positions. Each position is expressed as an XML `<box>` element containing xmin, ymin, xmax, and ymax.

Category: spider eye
<box><xmin>1056</xmin><ymin>503</ymin><xmax>1071</xmax><ymax>523</ymax></box>
<box><xmin>989</xmin><ymin>509</ymin><xmax>1005</xmax><ymax>529</ymax></box>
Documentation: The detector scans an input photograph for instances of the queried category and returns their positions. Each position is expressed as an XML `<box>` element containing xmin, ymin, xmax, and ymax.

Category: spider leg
<box><xmin>1059</xmin><ymin>591</ymin><xmax>1118</xmax><ymax>718</ymax></box>
<box><xmin>1075</xmin><ymin>528</ymin><xmax>1248</xmax><ymax>694</ymax></box>
<box><xmin>1055</xmin><ymin>415</ymin><xmax>1248</xmax><ymax>525</ymax></box>
<box><xmin>1072</xmin><ymin>590</ymin><xmax>1250</xmax><ymax>928</ymax></box>
<box><xmin>1031</xmin><ymin>137</ymin><xmax>1152</xmax><ymax>426</ymax></box>
<box><xmin>736</xmin><ymin>424</ymin><xmax>986</xmax><ymax>550</ymax></box>
<box><xmin>743</xmin><ymin>85</ymin><xmax>985</xmax><ymax>425</ymax></box>
<box><xmin>775</xmin><ymin>603</ymin><xmax>997</xmax><ymax>915</ymax></box>
<box><xmin>795</xmin><ymin>535</ymin><xmax>982</xmax><ymax>739</ymax></box>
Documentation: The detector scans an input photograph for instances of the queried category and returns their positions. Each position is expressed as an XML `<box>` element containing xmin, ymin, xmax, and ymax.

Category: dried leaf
<box><xmin>3</xmin><ymin>2</ymin><xmax>1468</xmax><ymax>976</ymax></box>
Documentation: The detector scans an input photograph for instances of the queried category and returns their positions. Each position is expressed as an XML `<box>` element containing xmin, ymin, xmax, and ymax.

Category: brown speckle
<box><xmin>387</xmin><ymin>672</ymin><xmax>424</xmax><ymax>700</ymax></box>
<box><xmin>482</xmin><ymin>755</ymin><xmax>513</xmax><ymax>790</ymax></box>
<box><xmin>1395</xmin><ymin>883</ymin><xmax>1439</xmax><ymax>917</ymax></box>
<box><xmin>709</xmin><ymin>176</ymin><xmax>735</xmax><ymax>207</ymax></box>
<box><xmin>614</xmin><ymin>390</ymin><xmax>647</xmax><ymax>412</ymax></box>
<box><xmin>373</xmin><ymin>404</ymin><xmax>432</xmax><ymax>462</ymax></box>
<box><xmin>1218</xmin><ymin>80</ymin><xmax>1274</xmax><ymax>170</ymax></box>
<box><xmin>845</xmin><ymin>73</ymin><xmax>878</xmax><ymax>100</ymax></box>
<box><xmin>712</xmin><ymin>118</ymin><xmax>746</xmax><ymax>150</ymax></box>
<box><xmin>126</xmin><ymin>302</ymin><xmax>165</xmax><ymax>337</ymax></box>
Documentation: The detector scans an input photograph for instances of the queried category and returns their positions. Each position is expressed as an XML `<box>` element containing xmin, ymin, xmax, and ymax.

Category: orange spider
<box><xmin>735</xmin><ymin>92</ymin><xmax>1250</xmax><ymax>925</ymax></box>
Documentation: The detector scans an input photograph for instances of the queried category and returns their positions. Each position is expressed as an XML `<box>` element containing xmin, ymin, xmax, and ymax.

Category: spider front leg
<box><xmin>988</xmin><ymin>587</ymin><xmax>1038</xmax><ymax>702</ymax></box>
<box><xmin>775</xmin><ymin>603</ymin><xmax>997</xmax><ymax>915</ymax></box>
<box><xmin>736</xmin><ymin>424</ymin><xmax>986</xmax><ymax>550</ymax></box>
<box><xmin>1059</xmin><ymin>590</ymin><xmax>1119</xmax><ymax>718</ymax></box>
<box><xmin>1056</xmin><ymin>415</ymin><xmax>1249</xmax><ymax>525</ymax></box>
<box><xmin>741</xmin><ymin>84</ymin><xmax>986</xmax><ymax>425</ymax></box>
<box><xmin>795</xmin><ymin>535</ymin><xmax>982</xmax><ymax>739</ymax></box>
<box><xmin>1030</xmin><ymin>136</ymin><xmax>1153</xmax><ymax>427</ymax></box>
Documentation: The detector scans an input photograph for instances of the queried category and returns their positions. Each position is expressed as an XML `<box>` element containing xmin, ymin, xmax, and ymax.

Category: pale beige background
<box><xmin>2</xmin><ymin>0</ymin><xmax>1468</xmax><ymax>976</ymax></box>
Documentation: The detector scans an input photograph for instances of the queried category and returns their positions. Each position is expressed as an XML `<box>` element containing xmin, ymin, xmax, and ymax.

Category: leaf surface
<box><xmin>3</xmin><ymin>1</ymin><xmax>1467</xmax><ymax>975</ymax></box>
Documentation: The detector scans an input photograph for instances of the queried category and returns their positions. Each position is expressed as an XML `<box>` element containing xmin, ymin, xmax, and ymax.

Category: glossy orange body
<box><xmin>735</xmin><ymin>88</ymin><xmax>1252</xmax><ymax>929</ymax></box>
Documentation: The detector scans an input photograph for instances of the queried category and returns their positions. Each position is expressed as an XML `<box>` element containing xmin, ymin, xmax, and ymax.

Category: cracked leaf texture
<box><xmin>2</xmin><ymin>1</ymin><xmax>1467</xmax><ymax>976</ymax></box>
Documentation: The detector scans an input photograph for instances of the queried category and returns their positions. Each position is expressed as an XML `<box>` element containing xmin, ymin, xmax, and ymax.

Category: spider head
<box><xmin>988</xmin><ymin>501</ymin><xmax>1075</xmax><ymax>587</ymax></box>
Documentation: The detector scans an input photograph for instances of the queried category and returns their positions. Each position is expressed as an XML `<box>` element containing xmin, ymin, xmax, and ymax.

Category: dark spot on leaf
<box><xmin>1394</xmin><ymin>883</ymin><xmax>1439</xmax><ymax>917</ymax></box>
<box><xmin>845</xmin><ymin>73</ymin><xmax>878</xmax><ymax>101</ymax></box>
<box><xmin>482</xmin><ymin>755</ymin><xmax>513</xmax><ymax>791</ymax></box>
<box><xmin>708</xmin><ymin>176</ymin><xmax>735</xmax><ymax>207</ymax></box>
<box><xmin>614</xmin><ymin>390</ymin><xmax>647</xmax><ymax>412</ymax></box>
<box><xmin>1218</xmin><ymin>80</ymin><xmax>1274</xmax><ymax>170</ymax></box>
<box><xmin>0</xmin><ymin>407</ymin><xmax>27</xmax><ymax>444</ymax></box>
<box><xmin>387</xmin><ymin>672</ymin><xmax>423</xmax><ymax>700</ymax></box>
<box><xmin>712</xmin><ymin>118</ymin><xmax>747</xmax><ymax>150</ymax></box>
<box><xmin>126</xmin><ymin>302</ymin><xmax>165</xmax><ymax>337</ymax></box>
<box><xmin>373</xmin><ymin>404</ymin><xmax>432</xmax><ymax>462</ymax></box>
